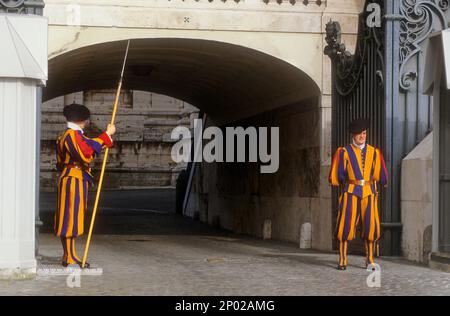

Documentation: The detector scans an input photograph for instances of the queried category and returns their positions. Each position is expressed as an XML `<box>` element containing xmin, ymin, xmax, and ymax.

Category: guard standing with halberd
<box><xmin>54</xmin><ymin>103</ymin><xmax>116</xmax><ymax>268</ymax></box>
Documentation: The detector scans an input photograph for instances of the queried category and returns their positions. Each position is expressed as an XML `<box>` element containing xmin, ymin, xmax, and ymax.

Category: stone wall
<box><xmin>40</xmin><ymin>90</ymin><xmax>198</xmax><ymax>192</ymax></box>
<box><xmin>401</xmin><ymin>132</ymin><xmax>433</xmax><ymax>264</ymax></box>
<box><xmin>186</xmin><ymin>98</ymin><xmax>332</xmax><ymax>248</ymax></box>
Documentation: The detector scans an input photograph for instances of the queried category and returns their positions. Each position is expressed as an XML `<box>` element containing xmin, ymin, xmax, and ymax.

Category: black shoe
<box><xmin>62</xmin><ymin>261</ymin><xmax>82</xmax><ymax>268</ymax></box>
<box><xmin>337</xmin><ymin>265</ymin><xmax>347</xmax><ymax>271</ymax></box>
<box><xmin>78</xmin><ymin>262</ymin><xmax>90</xmax><ymax>269</ymax></box>
<box><xmin>366</xmin><ymin>262</ymin><xmax>376</xmax><ymax>271</ymax></box>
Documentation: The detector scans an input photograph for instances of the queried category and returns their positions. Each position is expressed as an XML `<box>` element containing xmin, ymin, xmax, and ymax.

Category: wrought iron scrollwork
<box><xmin>262</xmin><ymin>0</ymin><xmax>325</xmax><ymax>5</ymax></box>
<box><xmin>324</xmin><ymin>1</ymin><xmax>385</xmax><ymax>96</ymax></box>
<box><xmin>0</xmin><ymin>0</ymin><xmax>25</xmax><ymax>7</ymax></box>
<box><xmin>0</xmin><ymin>0</ymin><xmax>44</xmax><ymax>14</ymax></box>
<box><xmin>399</xmin><ymin>0</ymin><xmax>449</xmax><ymax>91</ymax></box>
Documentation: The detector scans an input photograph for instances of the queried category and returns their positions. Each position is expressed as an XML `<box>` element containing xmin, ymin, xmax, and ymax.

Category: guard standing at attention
<box><xmin>54</xmin><ymin>103</ymin><xmax>116</xmax><ymax>268</ymax></box>
<box><xmin>329</xmin><ymin>118</ymin><xmax>388</xmax><ymax>271</ymax></box>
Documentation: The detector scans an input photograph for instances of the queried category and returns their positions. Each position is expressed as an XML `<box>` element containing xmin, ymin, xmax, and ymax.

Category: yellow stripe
<box><xmin>337</xmin><ymin>193</ymin><xmax>348</xmax><ymax>241</ymax></box>
<box><xmin>66</xmin><ymin>238</ymin><xmax>75</xmax><ymax>264</ymax></box>
<box><xmin>368</xmin><ymin>242</ymin><xmax>374</xmax><ymax>264</ymax></box>
<box><xmin>64</xmin><ymin>168</ymin><xmax>84</xmax><ymax>180</ymax></box>
<box><xmin>58</xmin><ymin>131</ymin><xmax>67</xmax><ymax>152</ymax></box>
<box><xmin>57</xmin><ymin>177</ymin><xmax>68</xmax><ymax>235</ymax></box>
<box><xmin>360</xmin><ymin>198</ymin><xmax>365</xmax><ymax>238</ymax></box>
<box><xmin>364</xmin><ymin>145</ymin><xmax>375</xmax><ymax>179</ymax></box>
<box><xmin>71</xmin><ymin>238</ymin><xmax>81</xmax><ymax>262</ymax></box>
<box><xmin>78</xmin><ymin>178</ymin><xmax>85</xmax><ymax>235</ymax></box>
<box><xmin>54</xmin><ymin>178</ymin><xmax>61</xmax><ymax>233</ymax></box>
<box><xmin>348</xmin><ymin>195</ymin><xmax>357</xmax><ymax>241</ymax></box>
<box><xmin>348</xmin><ymin>184</ymin><xmax>355</xmax><ymax>194</ymax></box>
<box><xmin>369</xmin><ymin>197</ymin><xmax>375</xmax><ymax>241</ymax></box>
<box><xmin>64</xmin><ymin>130</ymin><xmax>92</xmax><ymax>164</ymax></box>
<box><xmin>374</xmin><ymin>195</ymin><xmax>380</xmax><ymax>240</ymax></box>
<box><xmin>71</xmin><ymin>131</ymin><xmax>89</xmax><ymax>162</ymax></box>
<box><xmin>343</xmin><ymin>241</ymin><xmax>348</xmax><ymax>266</ymax></box>
<box><xmin>354</xmin><ymin>211</ymin><xmax>360</xmax><ymax>239</ymax></box>
<box><xmin>92</xmin><ymin>137</ymin><xmax>105</xmax><ymax>146</ymax></box>
<box><xmin>66</xmin><ymin>178</ymin><xmax>76</xmax><ymax>237</ymax></box>
<box><xmin>373</xmin><ymin>149</ymin><xmax>382</xmax><ymax>181</ymax></box>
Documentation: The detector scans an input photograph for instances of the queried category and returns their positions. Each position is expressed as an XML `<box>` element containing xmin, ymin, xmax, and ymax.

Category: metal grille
<box><xmin>439</xmin><ymin>85</ymin><xmax>450</xmax><ymax>253</ymax></box>
<box><xmin>326</xmin><ymin>0</ymin><xmax>450</xmax><ymax>256</ymax></box>
<box><xmin>325</xmin><ymin>0</ymin><xmax>388</xmax><ymax>255</ymax></box>
<box><xmin>0</xmin><ymin>0</ymin><xmax>44</xmax><ymax>15</ymax></box>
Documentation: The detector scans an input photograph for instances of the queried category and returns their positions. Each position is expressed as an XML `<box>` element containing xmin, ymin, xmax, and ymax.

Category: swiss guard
<box><xmin>54</xmin><ymin>103</ymin><xmax>116</xmax><ymax>268</ymax></box>
<box><xmin>329</xmin><ymin>118</ymin><xmax>388</xmax><ymax>271</ymax></box>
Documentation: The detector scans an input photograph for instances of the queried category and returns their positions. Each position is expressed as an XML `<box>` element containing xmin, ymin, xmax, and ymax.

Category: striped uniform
<box><xmin>54</xmin><ymin>127</ymin><xmax>113</xmax><ymax>265</ymax></box>
<box><xmin>329</xmin><ymin>143</ymin><xmax>388</xmax><ymax>267</ymax></box>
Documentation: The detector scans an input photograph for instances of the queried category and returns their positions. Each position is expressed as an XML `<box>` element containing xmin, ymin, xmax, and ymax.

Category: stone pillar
<box><xmin>0</xmin><ymin>14</ymin><xmax>47</xmax><ymax>278</ymax></box>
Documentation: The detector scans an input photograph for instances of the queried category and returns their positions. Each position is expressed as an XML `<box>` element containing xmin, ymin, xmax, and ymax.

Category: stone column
<box><xmin>0</xmin><ymin>14</ymin><xmax>47</xmax><ymax>278</ymax></box>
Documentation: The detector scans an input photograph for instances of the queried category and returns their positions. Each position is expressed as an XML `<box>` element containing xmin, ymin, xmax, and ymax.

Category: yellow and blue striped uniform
<box><xmin>329</xmin><ymin>143</ymin><xmax>388</xmax><ymax>267</ymax></box>
<box><xmin>54</xmin><ymin>128</ymin><xmax>113</xmax><ymax>265</ymax></box>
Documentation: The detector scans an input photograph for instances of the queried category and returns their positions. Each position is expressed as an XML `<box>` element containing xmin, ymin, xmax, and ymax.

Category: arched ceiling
<box><xmin>44</xmin><ymin>38</ymin><xmax>320</xmax><ymax>124</ymax></box>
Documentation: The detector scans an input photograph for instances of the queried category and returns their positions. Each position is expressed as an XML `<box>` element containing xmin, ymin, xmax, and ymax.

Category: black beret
<box><xmin>63</xmin><ymin>103</ymin><xmax>90</xmax><ymax>121</ymax></box>
<box><xmin>349</xmin><ymin>118</ymin><xmax>370</xmax><ymax>134</ymax></box>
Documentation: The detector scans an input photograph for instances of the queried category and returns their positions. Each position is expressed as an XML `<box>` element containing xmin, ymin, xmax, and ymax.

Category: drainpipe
<box><xmin>35</xmin><ymin>87</ymin><xmax>43</xmax><ymax>258</ymax></box>
<box><xmin>383</xmin><ymin>0</ymin><xmax>404</xmax><ymax>256</ymax></box>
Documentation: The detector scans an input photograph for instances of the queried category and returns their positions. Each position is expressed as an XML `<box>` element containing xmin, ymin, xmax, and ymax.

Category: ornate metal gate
<box><xmin>325</xmin><ymin>0</ymin><xmax>388</xmax><ymax>255</ymax></box>
<box><xmin>439</xmin><ymin>83</ymin><xmax>450</xmax><ymax>253</ymax></box>
<box><xmin>326</xmin><ymin>0</ymin><xmax>450</xmax><ymax>256</ymax></box>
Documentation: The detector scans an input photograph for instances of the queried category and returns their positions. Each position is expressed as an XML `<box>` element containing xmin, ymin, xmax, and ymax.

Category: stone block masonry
<box><xmin>40</xmin><ymin>90</ymin><xmax>199</xmax><ymax>191</ymax></box>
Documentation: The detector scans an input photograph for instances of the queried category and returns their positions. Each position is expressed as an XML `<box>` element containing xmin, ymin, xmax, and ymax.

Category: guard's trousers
<box><xmin>61</xmin><ymin>237</ymin><xmax>82</xmax><ymax>265</ymax></box>
<box><xmin>335</xmin><ymin>192</ymin><xmax>381</xmax><ymax>266</ymax></box>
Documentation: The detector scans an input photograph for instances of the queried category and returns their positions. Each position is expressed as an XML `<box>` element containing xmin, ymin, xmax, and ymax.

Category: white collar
<box><xmin>352</xmin><ymin>139</ymin><xmax>366</xmax><ymax>150</ymax></box>
<box><xmin>67</xmin><ymin>122</ymin><xmax>84</xmax><ymax>134</ymax></box>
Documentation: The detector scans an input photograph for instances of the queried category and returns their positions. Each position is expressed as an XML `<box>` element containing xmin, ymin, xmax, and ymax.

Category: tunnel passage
<box><xmin>44</xmin><ymin>38</ymin><xmax>320</xmax><ymax>125</ymax></box>
<box><xmin>186</xmin><ymin>96</ymin><xmax>323</xmax><ymax>245</ymax></box>
<box><xmin>42</xmin><ymin>38</ymin><xmax>322</xmax><ymax>244</ymax></box>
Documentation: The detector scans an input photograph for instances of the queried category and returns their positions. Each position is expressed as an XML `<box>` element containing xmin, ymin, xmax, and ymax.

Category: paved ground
<box><xmin>2</xmin><ymin>214</ymin><xmax>450</xmax><ymax>295</ymax></box>
<box><xmin>1</xmin><ymin>189</ymin><xmax>449</xmax><ymax>295</ymax></box>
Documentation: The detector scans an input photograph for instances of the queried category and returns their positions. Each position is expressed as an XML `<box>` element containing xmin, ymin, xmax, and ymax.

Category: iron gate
<box><xmin>325</xmin><ymin>0</ymin><xmax>391</xmax><ymax>255</ymax></box>
<box><xmin>325</xmin><ymin>0</ymin><xmax>450</xmax><ymax>256</ymax></box>
<box><xmin>439</xmin><ymin>83</ymin><xmax>450</xmax><ymax>253</ymax></box>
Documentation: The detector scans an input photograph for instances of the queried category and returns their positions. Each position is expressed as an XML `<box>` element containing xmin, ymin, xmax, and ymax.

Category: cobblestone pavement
<box><xmin>2</xmin><ymin>213</ymin><xmax>450</xmax><ymax>296</ymax></box>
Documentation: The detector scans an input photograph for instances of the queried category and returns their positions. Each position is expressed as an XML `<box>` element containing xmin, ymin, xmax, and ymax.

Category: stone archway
<box><xmin>41</xmin><ymin>37</ymin><xmax>326</xmax><ymax>252</ymax></box>
<box><xmin>44</xmin><ymin>38</ymin><xmax>320</xmax><ymax>125</ymax></box>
